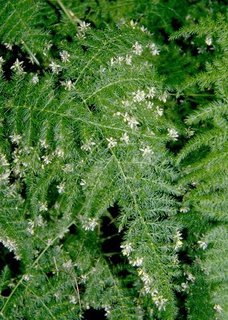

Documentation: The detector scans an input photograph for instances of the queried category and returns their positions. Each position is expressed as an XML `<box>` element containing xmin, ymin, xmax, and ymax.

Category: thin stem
<box><xmin>56</xmin><ymin>0</ymin><xmax>82</xmax><ymax>24</ymax></box>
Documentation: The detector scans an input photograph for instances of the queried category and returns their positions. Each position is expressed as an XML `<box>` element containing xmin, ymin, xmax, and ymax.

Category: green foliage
<box><xmin>0</xmin><ymin>1</ymin><xmax>227</xmax><ymax>320</ymax></box>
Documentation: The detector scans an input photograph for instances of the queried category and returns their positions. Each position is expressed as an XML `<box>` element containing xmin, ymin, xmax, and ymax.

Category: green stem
<box><xmin>56</xmin><ymin>0</ymin><xmax>82</xmax><ymax>24</ymax></box>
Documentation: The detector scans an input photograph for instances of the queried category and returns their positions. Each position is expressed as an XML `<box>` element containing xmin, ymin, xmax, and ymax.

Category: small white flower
<box><xmin>174</xmin><ymin>231</ymin><xmax>183</xmax><ymax>250</ymax></box>
<box><xmin>127</xmin><ymin>115</ymin><xmax>139</xmax><ymax>129</ymax></box>
<box><xmin>147</xmin><ymin>43</ymin><xmax>160</xmax><ymax>56</ymax></box>
<box><xmin>11</xmin><ymin>59</ymin><xmax>24</xmax><ymax>74</ymax></box>
<box><xmin>63</xmin><ymin>163</ymin><xmax>74</xmax><ymax>173</ymax></box>
<box><xmin>197</xmin><ymin>240</ymin><xmax>207</xmax><ymax>250</ymax></box>
<box><xmin>78</xmin><ymin>21</ymin><xmax>91</xmax><ymax>33</ymax></box>
<box><xmin>121</xmin><ymin>242</ymin><xmax>133</xmax><ymax>256</ymax></box>
<box><xmin>81</xmin><ymin>139</ymin><xmax>96</xmax><ymax>152</ymax></box>
<box><xmin>0</xmin><ymin>56</ymin><xmax>5</xmax><ymax>66</ymax></box>
<box><xmin>132</xmin><ymin>41</ymin><xmax>143</xmax><ymax>55</ymax></box>
<box><xmin>39</xmin><ymin>202</ymin><xmax>48</xmax><ymax>212</ymax></box>
<box><xmin>31</xmin><ymin>75</ymin><xmax>39</xmax><ymax>84</ymax></box>
<box><xmin>80</xmin><ymin>179</ymin><xmax>86</xmax><ymax>186</ymax></box>
<box><xmin>186</xmin><ymin>273</ymin><xmax>195</xmax><ymax>282</ymax></box>
<box><xmin>4</xmin><ymin>43</ymin><xmax>13</xmax><ymax>50</ymax></box>
<box><xmin>180</xmin><ymin>207</ymin><xmax>190</xmax><ymax>213</ymax></box>
<box><xmin>82</xmin><ymin>218</ymin><xmax>98</xmax><ymax>231</ymax></box>
<box><xmin>156</xmin><ymin>106</ymin><xmax>163</xmax><ymax>116</ymax></box>
<box><xmin>153</xmin><ymin>295</ymin><xmax>168</xmax><ymax>311</ymax></box>
<box><xmin>140</xmin><ymin>25</ymin><xmax>148</xmax><ymax>33</ymax></box>
<box><xmin>214</xmin><ymin>304</ymin><xmax>222</xmax><ymax>313</ymax></box>
<box><xmin>57</xmin><ymin>182</ymin><xmax>65</xmax><ymax>194</ymax></box>
<box><xmin>147</xmin><ymin>87</ymin><xmax>156</xmax><ymax>99</ymax></box>
<box><xmin>205</xmin><ymin>36</ymin><xmax>213</xmax><ymax>46</ymax></box>
<box><xmin>27</xmin><ymin>221</ymin><xmax>35</xmax><ymax>235</ymax></box>
<box><xmin>60</xmin><ymin>50</ymin><xmax>70</xmax><ymax>63</ymax></box>
<box><xmin>106</xmin><ymin>137</ymin><xmax>117</xmax><ymax>148</ymax></box>
<box><xmin>10</xmin><ymin>134</ymin><xmax>22</xmax><ymax>144</ymax></box>
<box><xmin>140</xmin><ymin>146</ymin><xmax>153</xmax><ymax>157</ymax></box>
<box><xmin>130</xmin><ymin>257</ymin><xmax>143</xmax><ymax>267</ymax></box>
<box><xmin>181</xmin><ymin>282</ymin><xmax>189</xmax><ymax>292</ymax></box>
<box><xmin>168</xmin><ymin>128</ymin><xmax>179</xmax><ymax>141</ymax></box>
<box><xmin>42</xmin><ymin>155</ymin><xmax>52</xmax><ymax>165</ymax></box>
<box><xmin>159</xmin><ymin>92</ymin><xmax>168</xmax><ymax>102</ymax></box>
<box><xmin>132</xmin><ymin>90</ymin><xmax>146</xmax><ymax>103</ymax></box>
<box><xmin>69</xmin><ymin>295</ymin><xmax>77</xmax><ymax>304</ymax></box>
<box><xmin>61</xmin><ymin>80</ymin><xmax>74</xmax><ymax>91</ymax></box>
<box><xmin>49</xmin><ymin>61</ymin><xmax>62</xmax><ymax>74</ymax></box>
<box><xmin>125</xmin><ymin>54</ymin><xmax>132</xmax><ymax>65</ymax></box>
<box><xmin>130</xmin><ymin>20</ymin><xmax>138</xmax><ymax>29</ymax></box>
<box><xmin>104</xmin><ymin>305</ymin><xmax>111</xmax><ymax>316</ymax></box>
<box><xmin>120</xmin><ymin>132</ymin><xmax>130</xmax><ymax>144</ymax></box>
<box><xmin>147</xmin><ymin>101</ymin><xmax>154</xmax><ymax>109</ymax></box>
<box><xmin>23</xmin><ymin>274</ymin><xmax>30</xmax><ymax>282</ymax></box>
<box><xmin>55</xmin><ymin>147</ymin><xmax>64</xmax><ymax>158</ymax></box>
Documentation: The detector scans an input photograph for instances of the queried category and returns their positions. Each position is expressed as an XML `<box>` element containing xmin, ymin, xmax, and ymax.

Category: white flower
<box><xmin>180</xmin><ymin>207</ymin><xmax>190</xmax><ymax>213</ymax></box>
<box><xmin>106</xmin><ymin>137</ymin><xmax>117</xmax><ymax>148</ymax></box>
<box><xmin>156</xmin><ymin>106</ymin><xmax>163</xmax><ymax>116</ymax></box>
<box><xmin>181</xmin><ymin>282</ymin><xmax>189</xmax><ymax>292</ymax></box>
<box><xmin>120</xmin><ymin>132</ymin><xmax>130</xmax><ymax>144</ymax></box>
<box><xmin>132</xmin><ymin>90</ymin><xmax>146</xmax><ymax>103</ymax></box>
<box><xmin>130</xmin><ymin>257</ymin><xmax>143</xmax><ymax>267</ymax></box>
<box><xmin>69</xmin><ymin>295</ymin><xmax>77</xmax><ymax>304</ymax></box>
<box><xmin>140</xmin><ymin>25</ymin><xmax>148</xmax><ymax>33</ymax></box>
<box><xmin>147</xmin><ymin>43</ymin><xmax>160</xmax><ymax>56</ymax></box>
<box><xmin>61</xmin><ymin>80</ymin><xmax>74</xmax><ymax>91</ymax></box>
<box><xmin>104</xmin><ymin>305</ymin><xmax>111</xmax><ymax>316</ymax></box>
<box><xmin>11</xmin><ymin>59</ymin><xmax>24</xmax><ymax>74</ymax></box>
<box><xmin>0</xmin><ymin>56</ymin><xmax>4</xmax><ymax>66</ymax></box>
<box><xmin>63</xmin><ymin>163</ymin><xmax>74</xmax><ymax>173</ymax></box>
<box><xmin>168</xmin><ymin>128</ymin><xmax>179</xmax><ymax>141</ymax></box>
<box><xmin>4</xmin><ymin>43</ymin><xmax>13</xmax><ymax>50</ymax></box>
<box><xmin>60</xmin><ymin>50</ymin><xmax>70</xmax><ymax>63</ymax></box>
<box><xmin>186</xmin><ymin>273</ymin><xmax>195</xmax><ymax>282</ymax></box>
<box><xmin>159</xmin><ymin>92</ymin><xmax>168</xmax><ymax>102</ymax></box>
<box><xmin>81</xmin><ymin>139</ymin><xmax>96</xmax><ymax>152</ymax></box>
<box><xmin>80</xmin><ymin>179</ymin><xmax>86</xmax><ymax>186</ymax></box>
<box><xmin>205</xmin><ymin>36</ymin><xmax>213</xmax><ymax>46</ymax></box>
<box><xmin>39</xmin><ymin>202</ymin><xmax>48</xmax><ymax>212</ymax></box>
<box><xmin>10</xmin><ymin>134</ymin><xmax>22</xmax><ymax>144</ymax></box>
<box><xmin>82</xmin><ymin>218</ymin><xmax>98</xmax><ymax>231</ymax></box>
<box><xmin>27</xmin><ymin>221</ymin><xmax>35</xmax><ymax>235</ymax></box>
<box><xmin>130</xmin><ymin>20</ymin><xmax>138</xmax><ymax>29</ymax></box>
<box><xmin>214</xmin><ymin>304</ymin><xmax>222</xmax><ymax>313</ymax></box>
<box><xmin>147</xmin><ymin>101</ymin><xmax>154</xmax><ymax>109</ymax></box>
<box><xmin>57</xmin><ymin>182</ymin><xmax>65</xmax><ymax>194</ymax></box>
<box><xmin>78</xmin><ymin>21</ymin><xmax>91</xmax><ymax>33</ymax></box>
<box><xmin>140</xmin><ymin>146</ymin><xmax>153</xmax><ymax>157</ymax></box>
<box><xmin>121</xmin><ymin>242</ymin><xmax>133</xmax><ymax>256</ymax></box>
<box><xmin>55</xmin><ymin>147</ymin><xmax>65</xmax><ymax>158</ymax></box>
<box><xmin>153</xmin><ymin>295</ymin><xmax>168</xmax><ymax>311</ymax></box>
<box><xmin>174</xmin><ymin>231</ymin><xmax>183</xmax><ymax>250</ymax></box>
<box><xmin>147</xmin><ymin>87</ymin><xmax>156</xmax><ymax>99</ymax></box>
<box><xmin>49</xmin><ymin>61</ymin><xmax>62</xmax><ymax>74</ymax></box>
<box><xmin>127</xmin><ymin>115</ymin><xmax>139</xmax><ymax>129</ymax></box>
<box><xmin>23</xmin><ymin>274</ymin><xmax>30</xmax><ymax>282</ymax></box>
<box><xmin>31</xmin><ymin>75</ymin><xmax>39</xmax><ymax>84</ymax></box>
<box><xmin>197</xmin><ymin>240</ymin><xmax>207</xmax><ymax>250</ymax></box>
<box><xmin>125</xmin><ymin>54</ymin><xmax>132</xmax><ymax>65</ymax></box>
<box><xmin>42</xmin><ymin>155</ymin><xmax>52</xmax><ymax>165</ymax></box>
<box><xmin>132</xmin><ymin>41</ymin><xmax>143</xmax><ymax>55</ymax></box>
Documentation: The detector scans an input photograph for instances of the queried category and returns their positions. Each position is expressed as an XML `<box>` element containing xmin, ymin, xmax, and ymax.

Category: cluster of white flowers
<box><xmin>156</xmin><ymin>106</ymin><xmax>164</xmax><ymax>117</ymax></box>
<box><xmin>153</xmin><ymin>294</ymin><xmax>168</xmax><ymax>311</ymax></box>
<box><xmin>205</xmin><ymin>36</ymin><xmax>213</xmax><ymax>46</ymax></box>
<box><xmin>106</xmin><ymin>137</ymin><xmax>117</xmax><ymax>148</ymax></box>
<box><xmin>41</xmin><ymin>155</ymin><xmax>52</xmax><ymax>165</ymax></box>
<box><xmin>69</xmin><ymin>295</ymin><xmax>77</xmax><ymax>304</ymax></box>
<box><xmin>147</xmin><ymin>43</ymin><xmax>160</xmax><ymax>56</ymax></box>
<box><xmin>0</xmin><ymin>237</ymin><xmax>20</xmax><ymax>260</ymax></box>
<box><xmin>104</xmin><ymin>305</ymin><xmax>111</xmax><ymax>317</ymax></box>
<box><xmin>174</xmin><ymin>230</ymin><xmax>183</xmax><ymax>251</ymax></box>
<box><xmin>197</xmin><ymin>240</ymin><xmax>208</xmax><ymax>250</ymax></box>
<box><xmin>81</xmin><ymin>139</ymin><xmax>96</xmax><ymax>152</ymax></box>
<box><xmin>61</xmin><ymin>79</ymin><xmax>74</xmax><ymax>91</ymax></box>
<box><xmin>120</xmin><ymin>242</ymin><xmax>133</xmax><ymax>257</ymax></box>
<box><xmin>49</xmin><ymin>61</ymin><xmax>62</xmax><ymax>74</ymax></box>
<box><xmin>4</xmin><ymin>42</ymin><xmax>13</xmax><ymax>50</ymax></box>
<box><xmin>132</xmin><ymin>41</ymin><xmax>143</xmax><ymax>55</ymax></box>
<box><xmin>110</xmin><ymin>54</ymin><xmax>132</xmax><ymax>67</ymax></box>
<box><xmin>180</xmin><ymin>206</ymin><xmax>190</xmax><ymax>213</ymax></box>
<box><xmin>77</xmin><ymin>21</ymin><xmax>91</xmax><ymax>39</ymax></box>
<box><xmin>60</xmin><ymin>50</ymin><xmax>70</xmax><ymax>63</ymax></box>
<box><xmin>11</xmin><ymin>59</ymin><xmax>24</xmax><ymax>74</ymax></box>
<box><xmin>23</xmin><ymin>274</ymin><xmax>31</xmax><ymax>282</ymax></box>
<box><xmin>186</xmin><ymin>272</ymin><xmax>195</xmax><ymax>283</ymax></box>
<box><xmin>147</xmin><ymin>86</ymin><xmax>156</xmax><ymax>99</ymax></box>
<box><xmin>132</xmin><ymin>89</ymin><xmax>146</xmax><ymax>103</ymax></box>
<box><xmin>55</xmin><ymin>147</ymin><xmax>65</xmax><ymax>158</ymax></box>
<box><xmin>10</xmin><ymin>133</ymin><xmax>22</xmax><ymax>144</ymax></box>
<box><xmin>118</xmin><ymin>112</ymin><xmax>139</xmax><ymax>129</ymax></box>
<box><xmin>120</xmin><ymin>132</ymin><xmax>130</xmax><ymax>144</ymax></box>
<box><xmin>27</xmin><ymin>215</ymin><xmax>45</xmax><ymax>235</ymax></box>
<box><xmin>168</xmin><ymin>128</ymin><xmax>179</xmax><ymax>141</ymax></box>
<box><xmin>159</xmin><ymin>92</ymin><xmax>168</xmax><ymax>103</ymax></box>
<box><xmin>129</xmin><ymin>257</ymin><xmax>143</xmax><ymax>267</ymax></box>
<box><xmin>39</xmin><ymin>202</ymin><xmax>48</xmax><ymax>212</ymax></box>
<box><xmin>81</xmin><ymin>218</ymin><xmax>98</xmax><ymax>231</ymax></box>
<box><xmin>0</xmin><ymin>153</ymin><xmax>10</xmax><ymax>184</ymax></box>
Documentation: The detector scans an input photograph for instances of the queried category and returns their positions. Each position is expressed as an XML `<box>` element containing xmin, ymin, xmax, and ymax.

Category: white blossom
<box><xmin>81</xmin><ymin>139</ymin><xmax>96</xmax><ymax>152</ymax></box>
<box><xmin>186</xmin><ymin>273</ymin><xmax>195</xmax><ymax>282</ymax></box>
<box><xmin>42</xmin><ymin>155</ymin><xmax>52</xmax><ymax>165</ymax></box>
<box><xmin>174</xmin><ymin>231</ymin><xmax>183</xmax><ymax>250</ymax></box>
<box><xmin>147</xmin><ymin>87</ymin><xmax>156</xmax><ymax>99</ymax></box>
<box><xmin>214</xmin><ymin>304</ymin><xmax>222</xmax><ymax>313</ymax></box>
<box><xmin>49</xmin><ymin>61</ymin><xmax>62</xmax><ymax>74</ymax></box>
<box><xmin>63</xmin><ymin>163</ymin><xmax>74</xmax><ymax>173</ymax></box>
<box><xmin>121</xmin><ymin>242</ymin><xmax>133</xmax><ymax>256</ymax></box>
<box><xmin>125</xmin><ymin>54</ymin><xmax>132</xmax><ymax>65</ymax></box>
<box><xmin>130</xmin><ymin>257</ymin><xmax>143</xmax><ymax>267</ymax></box>
<box><xmin>10</xmin><ymin>134</ymin><xmax>22</xmax><ymax>144</ymax></box>
<box><xmin>27</xmin><ymin>220</ymin><xmax>35</xmax><ymax>235</ymax></box>
<box><xmin>168</xmin><ymin>128</ymin><xmax>179</xmax><ymax>141</ymax></box>
<box><xmin>0</xmin><ymin>56</ymin><xmax>4</xmax><ymax>66</ymax></box>
<box><xmin>140</xmin><ymin>146</ymin><xmax>154</xmax><ymax>157</ymax></box>
<box><xmin>61</xmin><ymin>80</ymin><xmax>74</xmax><ymax>91</ymax></box>
<box><xmin>82</xmin><ymin>218</ymin><xmax>98</xmax><ymax>231</ymax></box>
<box><xmin>69</xmin><ymin>295</ymin><xmax>77</xmax><ymax>304</ymax></box>
<box><xmin>153</xmin><ymin>295</ymin><xmax>168</xmax><ymax>311</ymax></box>
<box><xmin>205</xmin><ymin>36</ymin><xmax>213</xmax><ymax>46</ymax></box>
<box><xmin>147</xmin><ymin>101</ymin><xmax>154</xmax><ymax>109</ymax></box>
<box><xmin>181</xmin><ymin>282</ymin><xmax>189</xmax><ymax>292</ymax></box>
<box><xmin>31</xmin><ymin>75</ymin><xmax>39</xmax><ymax>84</ymax></box>
<box><xmin>120</xmin><ymin>132</ymin><xmax>130</xmax><ymax>144</ymax></box>
<box><xmin>147</xmin><ymin>43</ymin><xmax>160</xmax><ymax>56</ymax></box>
<box><xmin>132</xmin><ymin>90</ymin><xmax>146</xmax><ymax>103</ymax></box>
<box><xmin>130</xmin><ymin>20</ymin><xmax>138</xmax><ymax>29</ymax></box>
<box><xmin>55</xmin><ymin>147</ymin><xmax>65</xmax><ymax>158</ymax></box>
<box><xmin>57</xmin><ymin>182</ymin><xmax>65</xmax><ymax>194</ymax></box>
<box><xmin>132</xmin><ymin>41</ymin><xmax>143</xmax><ymax>55</ymax></box>
<box><xmin>159</xmin><ymin>92</ymin><xmax>168</xmax><ymax>102</ymax></box>
<box><xmin>106</xmin><ymin>137</ymin><xmax>117</xmax><ymax>148</ymax></box>
<box><xmin>156</xmin><ymin>106</ymin><xmax>163</xmax><ymax>116</ymax></box>
<box><xmin>39</xmin><ymin>202</ymin><xmax>48</xmax><ymax>212</ymax></box>
<box><xmin>80</xmin><ymin>179</ymin><xmax>86</xmax><ymax>186</ymax></box>
<box><xmin>60</xmin><ymin>50</ymin><xmax>70</xmax><ymax>63</ymax></box>
<box><xmin>23</xmin><ymin>274</ymin><xmax>31</xmax><ymax>282</ymax></box>
<box><xmin>11</xmin><ymin>59</ymin><xmax>24</xmax><ymax>74</ymax></box>
<box><xmin>78</xmin><ymin>21</ymin><xmax>91</xmax><ymax>33</ymax></box>
<box><xmin>127</xmin><ymin>115</ymin><xmax>139</xmax><ymax>129</ymax></box>
<box><xmin>104</xmin><ymin>305</ymin><xmax>111</xmax><ymax>316</ymax></box>
<box><xmin>4</xmin><ymin>43</ymin><xmax>13</xmax><ymax>50</ymax></box>
<box><xmin>197</xmin><ymin>240</ymin><xmax>207</xmax><ymax>250</ymax></box>
<box><xmin>180</xmin><ymin>207</ymin><xmax>190</xmax><ymax>213</ymax></box>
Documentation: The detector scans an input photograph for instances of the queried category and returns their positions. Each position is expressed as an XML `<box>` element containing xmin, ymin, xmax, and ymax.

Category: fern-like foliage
<box><xmin>0</xmin><ymin>2</ymin><xmax>183</xmax><ymax>319</ymax></box>
<box><xmin>172</xmin><ymin>13</ymin><xmax>228</xmax><ymax>320</ymax></box>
